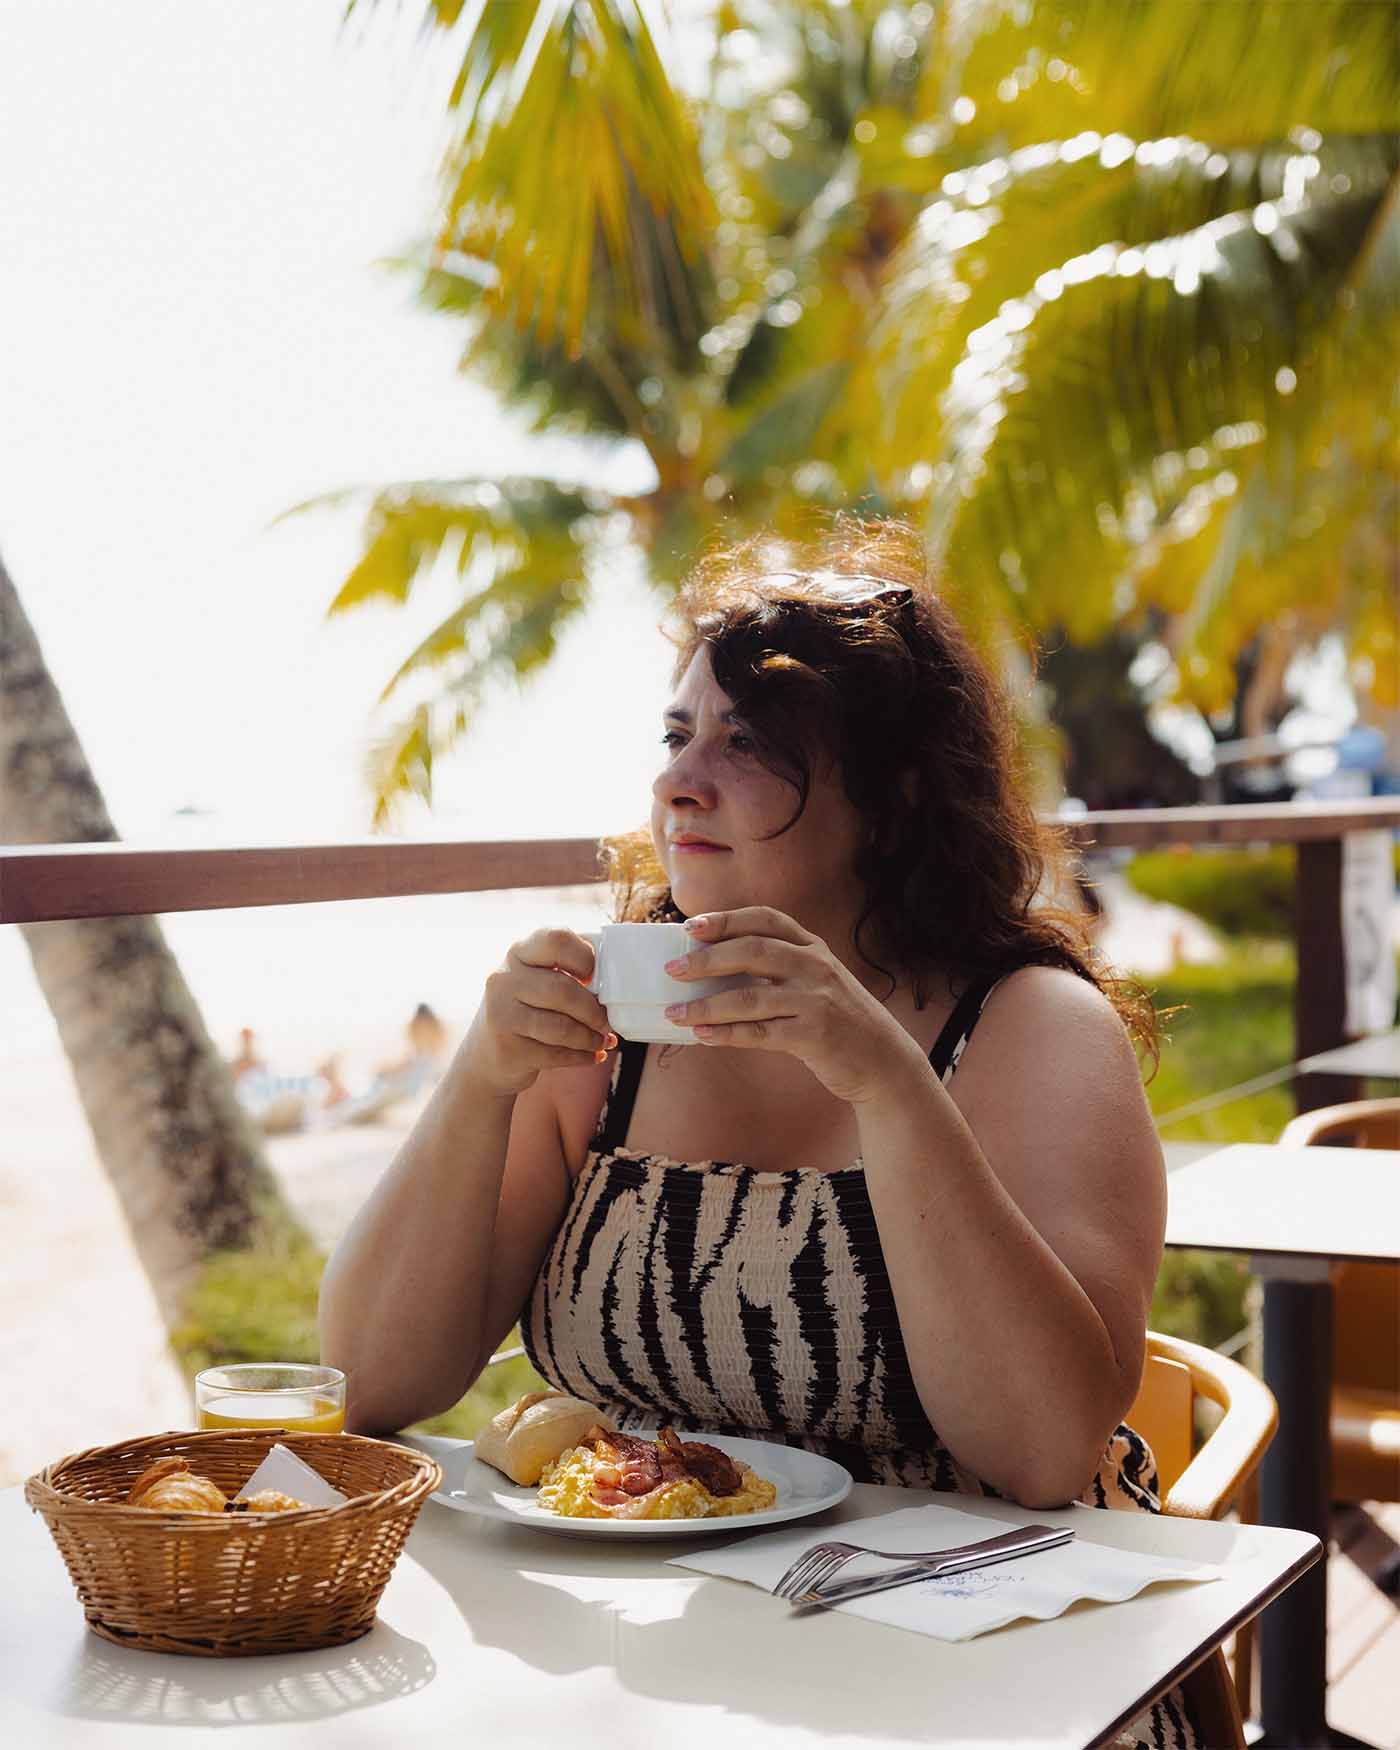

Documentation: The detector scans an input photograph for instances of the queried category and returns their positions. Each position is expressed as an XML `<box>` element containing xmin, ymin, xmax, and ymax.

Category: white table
<box><xmin>2</xmin><ymin>1456</ymin><xmax>1318</xmax><ymax>1750</ymax></box>
<box><xmin>1297</xmin><ymin>1029</ymin><xmax>1400</xmax><ymax>1082</ymax></box>
<box><xmin>1165</xmin><ymin>1142</ymin><xmax>1400</xmax><ymax>1747</ymax></box>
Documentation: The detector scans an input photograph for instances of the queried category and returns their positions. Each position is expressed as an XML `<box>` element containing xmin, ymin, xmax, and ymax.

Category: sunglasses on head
<box><xmin>752</xmin><ymin>570</ymin><xmax>914</xmax><ymax>611</ymax></box>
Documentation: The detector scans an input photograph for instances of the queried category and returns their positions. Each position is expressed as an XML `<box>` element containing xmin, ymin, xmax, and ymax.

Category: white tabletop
<box><xmin>1297</xmin><ymin>1027</ymin><xmax>1400</xmax><ymax>1079</ymax></box>
<box><xmin>2</xmin><ymin>1457</ymin><xmax>1318</xmax><ymax>1750</ymax></box>
<box><xmin>1164</xmin><ymin>1142</ymin><xmax>1400</xmax><ymax>1264</ymax></box>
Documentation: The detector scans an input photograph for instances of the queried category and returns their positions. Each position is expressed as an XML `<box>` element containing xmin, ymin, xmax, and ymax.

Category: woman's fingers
<box><xmin>531</xmin><ymin>1042</ymin><xmax>612</xmax><ymax>1071</ymax></box>
<box><xmin>689</xmin><ymin>1019</ymin><xmax>793</xmax><ymax>1049</ymax></box>
<box><xmin>511</xmin><ymin>927</ymin><xmax>598</xmax><ymax>984</ymax></box>
<box><xmin>684</xmin><ymin>906</ymin><xmax>813</xmax><ymax>948</ymax></box>
<box><xmin>667</xmin><ymin>932</ymin><xmax>803</xmax><ymax>983</ymax></box>
<box><xmin>666</xmin><ymin>981</ymin><xmax>797</xmax><ymax>1029</ymax></box>
<box><xmin>511</xmin><ymin>999</ymin><xmax>610</xmax><ymax>1055</ymax></box>
<box><xmin>510</xmin><ymin>963</ymin><xmax>611</xmax><ymax>1034</ymax></box>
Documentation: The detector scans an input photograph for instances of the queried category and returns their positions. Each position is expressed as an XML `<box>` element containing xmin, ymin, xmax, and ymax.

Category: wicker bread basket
<box><xmin>25</xmin><ymin>1428</ymin><xmax>443</xmax><ymax>1657</ymax></box>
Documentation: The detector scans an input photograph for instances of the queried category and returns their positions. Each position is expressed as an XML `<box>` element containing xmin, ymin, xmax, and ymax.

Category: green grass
<box><xmin>1140</xmin><ymin>946</ymin><xmax>1298</xmax><ymax>1353</ymax></box>
<box><xmin>1125</xmin><ymin>844</ymin><xmax>1400</xmax><ymax>942</ymax></box>
<box><xmin>170</xmin><ymin>1230</ymin><xmax>325</xmax><ymax>1379</ymax></box>
<box><xmin>172</xmin><ymin>941</ymin><xmax>1383</xmax><ymax>1412</ymax></box>
<box><xmin>1126</xmin><ymin>847</ymin><xmax>1296</xmax><ymax>939</ymax></box>
<box><xmin>1145</xmin><ymin>943</ymin><xmax>1298</xmax><ymax>1146</ymax></box>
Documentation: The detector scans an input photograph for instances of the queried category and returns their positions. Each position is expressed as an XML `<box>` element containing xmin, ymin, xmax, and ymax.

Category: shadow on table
<box><xmin>408</xmin><ymin>1504</ymin><xmax>955</xmax><ymax>1744</ymax></box>
<box><xmin>50</xmin><ymin>1621</ymin><xmax>434</xmax><ymax>1729</ymax></box>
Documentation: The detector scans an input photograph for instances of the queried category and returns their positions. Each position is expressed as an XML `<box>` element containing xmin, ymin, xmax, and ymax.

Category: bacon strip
<box><xmin>579</xmin><ymin>1423</ymin><xmax>745</xmax><ymax>1512</ymax></box>
<box><xmin>658</xmin><ymin>1426</ymin><xmax>744</xmax><ymax>1497</ymax></box>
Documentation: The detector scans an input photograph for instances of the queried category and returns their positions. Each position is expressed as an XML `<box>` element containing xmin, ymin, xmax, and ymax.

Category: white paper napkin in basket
<box><xmin>668</xmin><ymin>1502</ymin><xmax>1223</xmax><ymax>1642</ymax></box>
<box><xmin>235</xmin><ymin>1443</ymin><xmax>347</xmax><ymax>1508</ymax></box>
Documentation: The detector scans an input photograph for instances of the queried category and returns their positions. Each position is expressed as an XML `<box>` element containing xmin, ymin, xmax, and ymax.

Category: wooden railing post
<box><xmin>1293</xmin><ymin>835</ymin><xmax>1361</xmax><ymax>1115</ymax></box>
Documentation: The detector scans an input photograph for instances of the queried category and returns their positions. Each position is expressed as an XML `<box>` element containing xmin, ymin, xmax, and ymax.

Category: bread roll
<box><xmin>474</xmin><ymin>1391</ymin><xmax>614</xmax><ymax>1486</ymax></box>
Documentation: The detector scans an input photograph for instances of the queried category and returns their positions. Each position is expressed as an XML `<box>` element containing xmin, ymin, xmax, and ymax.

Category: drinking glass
<box><xmin>195</xmin><ymin>1363</ymin><xmax>346</xmax><ymax>1433</ymax></box>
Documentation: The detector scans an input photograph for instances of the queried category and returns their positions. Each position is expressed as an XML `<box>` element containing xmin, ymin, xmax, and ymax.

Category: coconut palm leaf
<box><xmin>1146</xmin><ymin>435</ymin><xmax>1398</xmax><ymax>713</ymax></box>
<box><xmin>717</xmin><ymin>361</ymin><xmax>853</xmax><ymax>482</ymax></box>
<box><xmin>361</xmin><ymin>515</ymin><xmax>593</xmax><ymax>824</ymax></box>
<box><xmin>419</xmin><ymin>1</ymin><xmax>714</xmax><ymax>356</ymax></box>
<box><xmin>948</xmin><ymin>0</ymin><xmax>1400</xmax><ymax>153</ymax></box>
<box><xmin>375</xmin><ymin>513</ymin><xmax>589</xmax><ymax>700</ymax></box>
<box><xmin>289</xmin><ymin>475</ymin><xmax>598</xmax><ymax>615</ymax></box>
<box><xmin>928</xmin><ymin>159</ymin><xmax>1397</xmax><ymax>637</ymax></box>
<box><xmin>400</xmin><ymin>242</ymin><xmax>683</xmax><ymax>450</ymax></box>
<box><xmin>873</xmin><ymin>134</ymin><xmax>1397</xmax><ymax>466</ymax></box>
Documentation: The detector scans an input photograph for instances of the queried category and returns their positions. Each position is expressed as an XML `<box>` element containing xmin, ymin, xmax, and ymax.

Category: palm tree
<box><xmin>318</xmin><ymin>0</ymin><xmax>1398</xmax><ymax>822</ymax></box>
<box><xmin>0</xmin><ymin>552</ymin><xmax>304</xmax><ymax>1324</ymax></box>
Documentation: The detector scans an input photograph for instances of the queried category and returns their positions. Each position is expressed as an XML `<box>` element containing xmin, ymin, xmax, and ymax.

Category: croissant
<box><xmin>127</xmin><ymin>1457</ymin><xmax>227</xmax><ymax>1514</ymax></box>
<box><xmin>239</xmin><ymin>1489</ymin><xmax>308</xmax><ymax>1514</ymax></box>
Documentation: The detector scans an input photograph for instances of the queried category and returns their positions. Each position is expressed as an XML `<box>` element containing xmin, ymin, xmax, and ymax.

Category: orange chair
<box><xmin>1277</xmin><ymin>1099</ymin><xmax>1400</xmax><ymax>1506</ymax></box>
<box><xmin>1128</xmin><ymin>1330</ymin><xmax>1279</xmax><ymax>1746</ymax></box>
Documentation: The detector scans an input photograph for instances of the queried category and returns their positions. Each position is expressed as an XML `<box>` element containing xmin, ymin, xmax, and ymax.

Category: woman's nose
<box><xmin>653</xmin><ymin>743</ymin><xmax>718</xmax><ymax>810</ymax></box>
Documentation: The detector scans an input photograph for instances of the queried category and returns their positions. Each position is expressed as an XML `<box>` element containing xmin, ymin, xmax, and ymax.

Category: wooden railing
<box><xmin>5</xmin><ymin>797</ymin><xmax>1399</xmax><ymax>1110</ymax></box>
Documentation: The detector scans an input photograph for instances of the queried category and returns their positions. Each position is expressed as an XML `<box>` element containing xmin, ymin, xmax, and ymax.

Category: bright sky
<box><xmin>0</xmin><ymin>0</ymin><xmax>672</xmax><ymax>850</ymax></box>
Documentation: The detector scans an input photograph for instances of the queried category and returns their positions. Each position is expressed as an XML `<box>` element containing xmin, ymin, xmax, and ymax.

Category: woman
<box><xmin>320</xmin><ymin>522</ymin><xmax>1194</xmax><ymax>1747</ymax></box>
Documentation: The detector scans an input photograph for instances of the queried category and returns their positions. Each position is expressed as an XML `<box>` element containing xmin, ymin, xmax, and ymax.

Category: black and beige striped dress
<box><xmin>523</xmin><ymin>972</ymin><xmax>1201</xmax><ymax>1749</ymax></box>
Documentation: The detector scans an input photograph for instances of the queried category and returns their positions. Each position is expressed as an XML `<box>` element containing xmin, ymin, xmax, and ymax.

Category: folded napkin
<box><xmin>236</xmin><ymin>1443</ymin><xmax>347</xmax><ymax>1508</ymax></box>
<box><xmin>668</xmin><ymin>1502</ymin><xmax>1223</xmax><ymax>1642</ymax></box>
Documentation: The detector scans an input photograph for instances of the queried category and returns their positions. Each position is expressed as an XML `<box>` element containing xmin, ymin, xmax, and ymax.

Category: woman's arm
<box><xmin>319</xmin><ymin>929</ymin><xmax>612</xmax><ymax>1434</ymax></box>
<box><xmin>854</xmin><ymin>967</ymin><xmax>1165</xmax><ymax>1507</ymax></box>
<box><xmin>318</xmin><ymin>1059</ymin><xmax>555</xmax><ymax>1435</ymax></box>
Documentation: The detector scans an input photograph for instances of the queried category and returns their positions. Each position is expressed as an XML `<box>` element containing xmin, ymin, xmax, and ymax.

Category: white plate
<box><xmin>402</xmin><ymin>1430</ymin><xmax>852</xmax><ymax>1540</ymax></box>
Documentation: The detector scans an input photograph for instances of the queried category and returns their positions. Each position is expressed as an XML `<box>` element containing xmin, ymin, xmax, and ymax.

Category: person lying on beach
<box><xmin>371</xmin><ymin>1004</ymin><xmax>450</xmax><ymax>1094</ymax></box>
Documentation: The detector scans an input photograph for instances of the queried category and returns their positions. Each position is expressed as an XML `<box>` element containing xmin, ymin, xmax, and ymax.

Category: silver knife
<box><xmin>794</xmin><ymin>1524</ymin><xmax>1075</xmax><ymax>1608</ymax></box>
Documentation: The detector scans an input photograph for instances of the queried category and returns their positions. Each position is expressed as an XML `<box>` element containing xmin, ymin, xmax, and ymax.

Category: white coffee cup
<box><xmin>582</xmin><ymin>922</ymin><xmax>755</xmax><ymax>1044</ymax></box>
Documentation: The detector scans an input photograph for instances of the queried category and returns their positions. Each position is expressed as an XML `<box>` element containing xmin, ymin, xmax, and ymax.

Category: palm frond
<box><xmin>927</xmin><ymin>163</ymin><xmax>1397</xmax><ymax>621</ymax></box>
<box><xmin>876</xmin><ymin>136</ymin><xmax>1398</xmax><ymax>467</ymax></box>
<box><xmin>363</xmin><ymin>520</ymin><xmax>592</xmax><ymax>824</ymax></box>
<box><xmin>717</xmin><ymin>361</ymin><xmax>853</xmax><ymax>483</ymax></box>
<box><xmin>949</xmin><ymin>0</ymin><xmax>1400</xmax><ymax>153</ymax></box>
<box><xmin>432</xmin><ymin>1</ymin><xmax>714</xmax><ymax>356</ymax></box>
<box><xmin>376</xmin><ymin>513</ymin><xmax>588</xmax><ymax>700</ymax></box>
<box><xmin>1160</xmin><ymin>439</ymin><xmax>1397</xmax><ymax>711</ymax></box>
<box><xmin>309</xmin><ymin>476</ymin><xmax>598</xmax><ymax>614</ymax></box>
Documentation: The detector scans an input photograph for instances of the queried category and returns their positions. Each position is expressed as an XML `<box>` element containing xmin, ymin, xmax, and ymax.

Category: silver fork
<box><xmin>772</xmin><ymin>1523</ymin><xmax>1072</xmax><ymax>1601</ymax></box>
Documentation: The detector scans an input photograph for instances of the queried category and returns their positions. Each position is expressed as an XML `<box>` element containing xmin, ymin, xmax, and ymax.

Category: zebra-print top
<box><xmin>522</xmin><ymin>969</ymin><xmax>1160</xmax><ymax>1507</ymax></box>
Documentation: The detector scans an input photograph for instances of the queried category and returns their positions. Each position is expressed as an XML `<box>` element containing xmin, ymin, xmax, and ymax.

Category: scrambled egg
<box><xmin>537</xmin><ymin>1445</ymin><xmax>777</xmax><ymax>1521</ymax></box>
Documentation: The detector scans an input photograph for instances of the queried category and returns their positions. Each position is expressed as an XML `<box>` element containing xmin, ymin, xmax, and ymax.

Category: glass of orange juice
<box><xmin>195</xmin><ymin>1363</ymin><xmax>346</xmax><ymax>1434</ymax></box>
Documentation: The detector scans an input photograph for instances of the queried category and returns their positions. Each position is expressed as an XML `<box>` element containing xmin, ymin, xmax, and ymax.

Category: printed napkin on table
<box><xmin>668</xmin><ymin>1501</ymin><xmax>1223</xmax><ymax>1643</ymax></box>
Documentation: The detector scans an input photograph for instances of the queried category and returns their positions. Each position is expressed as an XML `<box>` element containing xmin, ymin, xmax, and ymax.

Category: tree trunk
<box><xmin>0</xmin><ymin>549</ymin><xmax>304</xmax><ymax>1326</ymax></box>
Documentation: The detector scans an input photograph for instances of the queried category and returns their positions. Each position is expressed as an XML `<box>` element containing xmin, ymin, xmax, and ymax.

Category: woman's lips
<box><xmin>671</xmin><ymin>840</ymin><xmax>730</xmax><ymax>855</ymax></box>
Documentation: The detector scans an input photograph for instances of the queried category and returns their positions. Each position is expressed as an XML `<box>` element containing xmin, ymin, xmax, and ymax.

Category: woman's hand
<box><xmin>460</xmin><ymin>929</ymin><xmax>616</xmax><ymax>1098</ymax></box>
<box><xmin>662</xmin><ymin>907</ymin><xmax>923</xmax><ymax>1104</ymax></box>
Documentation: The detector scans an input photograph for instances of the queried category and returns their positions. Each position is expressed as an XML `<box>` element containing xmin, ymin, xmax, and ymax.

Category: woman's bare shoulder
<box><xmin>950</xmin><ymin>963</ymin><xmax>1153</xmax><ymax>1134</ymax></box>
<box><xmin>984</xmin><ymin>963</ymin><xmax>1131</xmax><ymax>1041</ymax></box>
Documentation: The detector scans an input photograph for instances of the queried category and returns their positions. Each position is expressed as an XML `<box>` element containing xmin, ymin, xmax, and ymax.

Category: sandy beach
<box><xmin>0</xmin><ymin>872</ymin><xmax>1241</xmax><ymax>1487</ymax></box>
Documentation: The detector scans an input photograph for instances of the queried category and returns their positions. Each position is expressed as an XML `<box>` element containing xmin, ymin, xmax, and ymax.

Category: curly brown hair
<box><xmin>604</xmin><ymin>518</ymin><xmax>1160</xmax><ymax>1071</ymax></box>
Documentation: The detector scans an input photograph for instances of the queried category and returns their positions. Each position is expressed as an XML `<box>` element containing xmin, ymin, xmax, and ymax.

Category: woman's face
<box><xmin>650</xmin><ymin>646</ymin><xmax>869</xmax><ymax>946</ymax></box>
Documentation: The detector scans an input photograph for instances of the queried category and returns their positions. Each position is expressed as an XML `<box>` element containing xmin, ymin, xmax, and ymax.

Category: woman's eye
<box><xmin>727</xmin><ymin>733</ymin><xmax>755</xmax><ymax>754</ymax></box>
<box><xmin>660</xmin><ymin>731</ymin><xmax>686</xmax><ymax>750</ymax></box>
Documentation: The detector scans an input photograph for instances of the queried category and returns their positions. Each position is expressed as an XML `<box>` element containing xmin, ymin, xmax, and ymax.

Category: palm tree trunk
<box><xmin>0</xmin><ymin>549</ymin><xmax>304</xmax><ymax>1325</ymax></box>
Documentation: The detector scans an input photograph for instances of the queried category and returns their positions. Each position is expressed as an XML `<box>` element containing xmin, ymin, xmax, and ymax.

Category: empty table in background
<box><xmin>1165</xmin><ymin>1142</ymin><xmax>1400</xmax><ymax>1748</ymax></box>
<box><xmin>1298</xmin><ymin>1029</ymin><xmax>1400</xmax><ymax>1083</ymax></box>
